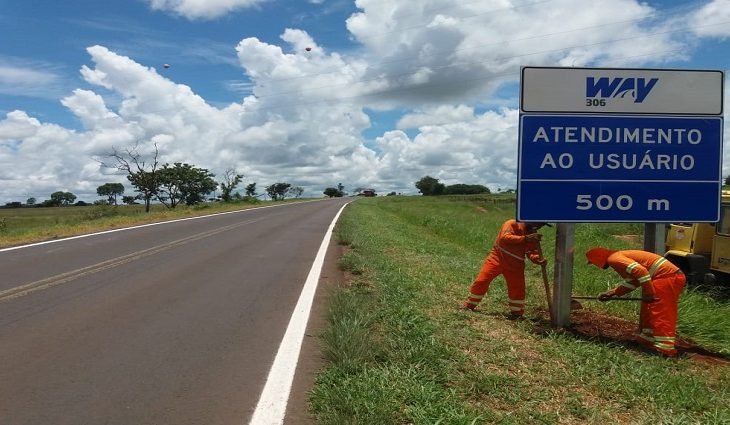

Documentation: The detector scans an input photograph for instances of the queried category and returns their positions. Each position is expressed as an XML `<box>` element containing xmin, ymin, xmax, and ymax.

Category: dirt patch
<box><xmin>475</xmin><ymin>207</ymin><xmax>488</xmax><ymax>214</ymax></box>
<box><xmin>612</xmin><ymin>234</ymin><xmax>642</xmax><ymax>245</ymax></box>
<box><xmin>530</xmin><ymin>309</ymin><xmax>728</xmax><ymax>365</ymax></box>
<box><xmin>563</xmin><ymin>310</ymin><xmax>730</xmax><ymax>365</ymax></box>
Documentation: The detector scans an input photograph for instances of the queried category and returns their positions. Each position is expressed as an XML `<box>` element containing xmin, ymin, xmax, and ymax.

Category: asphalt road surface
<box><xmin>0</xmin><ymin>198</ymin><xmax>352</xmax><ymax>425</ymax></box>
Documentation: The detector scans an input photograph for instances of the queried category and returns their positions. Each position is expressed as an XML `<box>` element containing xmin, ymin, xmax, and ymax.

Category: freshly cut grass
<box><xmin>310</xmin><ymin>195</ymin><xmax>730</xmax><ymax>424</ymax></box>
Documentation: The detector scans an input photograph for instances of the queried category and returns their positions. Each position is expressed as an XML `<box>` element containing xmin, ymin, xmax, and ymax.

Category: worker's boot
<box><xmin>460</xmin><ymin>302</ymin><xmax>476</xmax><ymax>311</ymax></box>
<box><xmin>654</xmin><ymin>348</ymin><xmax>678</xmax><ymax>358</ymax></box>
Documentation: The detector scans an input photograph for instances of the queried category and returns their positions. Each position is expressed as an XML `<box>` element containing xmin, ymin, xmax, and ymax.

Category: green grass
<box><xmin>0</xmin><ymin>198</ymin><xmax>312</xmax><ymax>248</ymax></box>
<box><xmin>310</xmin><ymin>195</ymin><xmax>730</xmax><ymax>424</ymax></box>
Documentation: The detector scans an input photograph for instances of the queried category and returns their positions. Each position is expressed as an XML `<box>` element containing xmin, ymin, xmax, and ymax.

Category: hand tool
<box><xmin>536</xmin><ymin>241</ymin><xmax>553</xmax><ymax>320</ymax></box>
<box><xmin>571</xmin><ymin>295</ymin><xmax>658</xmax><ymax>302</ymax></box>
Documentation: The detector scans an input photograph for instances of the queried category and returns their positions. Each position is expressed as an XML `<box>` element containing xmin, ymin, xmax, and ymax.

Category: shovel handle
<box><xmin>571</xmin><ymin>296</ymin><xmax>658</xmax><ymax>302</ymax></box>
<box><xmin>537</xmin><ymin>242</ymin><xmax>553</xmax><ymax>320</ymax></box>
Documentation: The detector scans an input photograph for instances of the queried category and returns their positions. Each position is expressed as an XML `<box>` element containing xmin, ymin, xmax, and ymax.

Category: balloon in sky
<box><xmin>163</xmin><ymin>63</ymin><xmax>170</xmax><ymax>69</ymax></box>
<box><xmin>305</xmin><ymin>47</ymin><xmax>312</xmax><ymax>51</ymax></box>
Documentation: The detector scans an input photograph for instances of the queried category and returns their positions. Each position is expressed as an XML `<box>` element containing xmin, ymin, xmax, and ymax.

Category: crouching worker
<box><xmin>462</xmin><ymin>220</ymin><xmax>549</xmax><ymax>318</ymax></box>
<box><xmin>586</xmin><ymin>247</ymin><xmax>686</xmax><ymax>357</ymax></box>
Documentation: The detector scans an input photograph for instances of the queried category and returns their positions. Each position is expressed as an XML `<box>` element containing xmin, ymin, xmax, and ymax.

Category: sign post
<box><xmin>518</xmin><ymin>66</ymin><xmax>724</xmax><ymax>327</ymax></box>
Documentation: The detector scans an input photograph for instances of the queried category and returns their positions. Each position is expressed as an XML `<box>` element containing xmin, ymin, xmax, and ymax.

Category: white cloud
<box><xmin>0</xmin><ymin>111</ymin><xmax>41</xmax><ymax>140</ymax></box>
<box><xmin>397</xmin><ymin>105</ymin><xmax>475</xmax><ymax>129</ymax></box>
<box><xmin>147</xmin><ymin>0</ymin><xmax>269</xmax><ymax>20</ymax></box>
<box><xmin>343</xmin><ymin>0</ymin><xmax>682</xmax><ymax>107</ymax></box>
<box><xmin>0</xmin><ymin>63</ymin><xmax>63</xmax><ymax>99</ymax></box>
<box><xmin>1</xmin><ymin>0</ymin><xmax>726</xmax><ymax>204</ymax></box>
<box><xmin>690</xmin><ymin>0</ymin><xmax>730</xmax><ymax>38</ymax></box>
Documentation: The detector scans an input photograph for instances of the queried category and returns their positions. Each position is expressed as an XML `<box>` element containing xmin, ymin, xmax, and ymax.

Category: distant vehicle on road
<box><xmin>358</xmin><ymin>189</ymin><xmax>376</xmax><ymax>197</ymax></box>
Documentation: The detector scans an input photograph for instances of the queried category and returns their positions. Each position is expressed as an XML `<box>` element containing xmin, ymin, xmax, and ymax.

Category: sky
<box><xmin>1</xmin><ymin>0</ymin><xmax>729</xmax><ymax>204</ymax></box>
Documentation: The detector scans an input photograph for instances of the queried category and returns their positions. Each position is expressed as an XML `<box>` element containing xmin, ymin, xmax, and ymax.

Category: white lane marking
<box><xmin>248</xmin><ymin>203</ymin><xmax>349</xmax><ymax>425</ymax></box>
<box><xmin>0</xmin><ymin>200</ymin><xmax>324</xmax><ymax>253</ymax></box>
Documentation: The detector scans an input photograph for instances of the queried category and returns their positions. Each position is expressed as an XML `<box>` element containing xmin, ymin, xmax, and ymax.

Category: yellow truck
<box><xmin>664</xmin><ymin>191</ymin><xmax>730</xmax><ymax>285</ymax></box>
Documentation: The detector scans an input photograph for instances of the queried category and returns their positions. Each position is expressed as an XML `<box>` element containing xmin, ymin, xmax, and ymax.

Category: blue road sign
<box><xmin>517</xmin><ymin>114</ymin><xmax>723</xmax><ymax>222</ymax></box>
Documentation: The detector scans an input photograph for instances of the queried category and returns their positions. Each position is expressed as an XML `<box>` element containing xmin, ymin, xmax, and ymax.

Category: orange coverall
<box><xmin>464</xmin><ymin>220</ymin><xmax>544</xmax><ymax>316</ymax></box>
<box><xmin>586</xmin><ymin>248</ymin><xmax>686</xmax><ymax>357</ymax></box>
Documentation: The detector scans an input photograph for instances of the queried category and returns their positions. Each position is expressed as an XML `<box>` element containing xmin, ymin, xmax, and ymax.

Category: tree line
<box><xmin>414</xmin><ymin>175</ymin><xmax>492</xmax><ymax>196</ymax></box>
<box><xmin>2</xmin><ymin>143</ymin><xmax>318</xmax><ymax>210</ymax></box>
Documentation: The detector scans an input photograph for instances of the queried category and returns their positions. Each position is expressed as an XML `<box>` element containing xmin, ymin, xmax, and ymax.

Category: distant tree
<box><xmin>443</xmin><ymin>184</ymin><xmax>490</xmax><ymax>195</ymax></box>
<box><xmin>415</xmin><ymin>176</ymin><xmax>445</xmax><ymax>196</ymax></box>
<box><xmin>219</xmin><ymin>168</ymin><xmax>244</xmax><ymax>202</ymax></box>
<box><xmin>290</xmin><ymin>186</ymin><xmax>304</xmax><ymax>198</ymax></box>
<box><xmin>74</xmin><ymin>200</ymin><xmax>89</xmax><ymax>207</ymax></box>
<box><xmin>50</xmin><ymin>191</ymin><xmax>77</xmax><ymax>206</ymax></box>
<box><xmin>266</xmin><ymin>182</ymin><xmax>292</xmax><ymax>201</ymax></box>
<box><xmin>324</xmin><ymin>187</ymin><xmax>342</xmax><ymax>197</ymax></box>
<box><xmin>337</xmin><ymin>183</ymin><xmax>345</xmax><ymax>195</ymax></box>
<box><xmin>245</xmin><ymin>182</ymin><xmax>257</xmax><ymax>197</ymax></box>
<box><xmin>97</xmin><ymin>182</ymin><xmax>125</xmax><ymax>205</ymax></box>
<box><xmin>157</xmin><ymin>163</ymin><xmax>217</xmax><ymax>208</ymax></box>
<box><xmin>26</xmin><ymin>197</ymin><xmax>36</xmax><ymax>206</ymax></box>
<box><xmin>4</xmin><ymin>201</ymin><xmax>22</xmax><ymax>208</ymax></box>
<box><xmin>386</xmin><ymin>191</ymin><xmax>397</xmax><ymax>196</ymax></box>
<box><xmin>122</xmin><ymin>195</ymin><xmax>140</xmax><ymax>205</ymax></box>
<box><xmin>101</xmin><ymin>142</ymin><xmax>162</xmax><ymax>213</ymax></box>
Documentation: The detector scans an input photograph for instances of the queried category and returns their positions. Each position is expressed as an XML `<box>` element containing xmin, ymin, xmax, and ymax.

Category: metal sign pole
<box><xmin>552</xmin><ymin>223</ymin><xmax>575</xmax><ymax>328</ymax></box>
<box><xmin>643</xmin><ymin>223</ymin><xmax>666</xmax><ymax>255</ymax></box>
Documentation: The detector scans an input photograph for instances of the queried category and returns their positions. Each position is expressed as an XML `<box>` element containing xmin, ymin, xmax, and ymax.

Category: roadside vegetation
<box><xmin>311</xmin><ymin>195</ymin><xmax>730</xmax><ymax>424</ymax></box>
<box><xmin>0</xmin><ymin>198</ymin><xmax>309</xmax><ymax>249</ymax></box>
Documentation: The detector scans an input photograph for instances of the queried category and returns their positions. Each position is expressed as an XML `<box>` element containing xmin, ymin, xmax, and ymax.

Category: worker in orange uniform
<box><xmin>586</xmin><ymin>247</ymin><xmax>686</xmax><ymax>357</ymax></box>
<box><xmin>462</xmin><ymin>220</ymin><xmax>550</xmax><ymax>317</ymax></box>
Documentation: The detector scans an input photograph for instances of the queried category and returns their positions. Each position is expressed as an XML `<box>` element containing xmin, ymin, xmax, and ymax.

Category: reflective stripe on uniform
<box><xmin>508</xmin><ymin>298</ymin><xmax>525</xmax><ymax>305</ymax></box>
<box><xmin>625</xmin><ymin>262</ymin><xmax>640</xmax><ymax>274</ymax></box>
<box><xmin>654</xmin><ymin>335</ymin><xmax>676</xmax><ymax>350</ymax></box>
<box><xmin>637</xmin><ymin>333</ymin><xmax>654</xmax><ymax>342</ymax></box>
<box><xmin>637</xmin><ymin>275</ymin><xmax>651</xmax><ymax>284</ymax></box>
<box><xmin>649</xmin><ymin>257</ymin><xmax>668</xmax><ymax>277</ymax></box>
<box><xmin>497</xmin><ymin>245</ymin><xmax>525</xmax><ymax>262</ymax></box>
<box><xmin>468</xmin><ymin>294</ymin><xmax>484</xmax><ymax>300</ymax></box>
<box><xmin>466</xmin><ymin>300</ymin><xmax>479</xmax><ymax>306</ymax></box>
<box><xmin>509</xmin><ymin>306</ymin><xmax>523</xmax><ymax>312</ymax></box>
<box><xmin>655</xmin><ymin>341</ymin><xmax>675</xmax><ymax>350</ymax></box>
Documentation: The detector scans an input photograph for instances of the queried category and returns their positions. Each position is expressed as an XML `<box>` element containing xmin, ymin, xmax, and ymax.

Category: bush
<box><xmin>83</xmin><ymin>204</ymin><xmax>120</xmax><ymax>220</ymax></box>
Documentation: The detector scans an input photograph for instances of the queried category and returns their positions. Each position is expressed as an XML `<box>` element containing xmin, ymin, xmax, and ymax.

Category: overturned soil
<box><xmin>564</xmin><ymin>310</ymin><xmax>730</xmax><ymax>365</ymax></box>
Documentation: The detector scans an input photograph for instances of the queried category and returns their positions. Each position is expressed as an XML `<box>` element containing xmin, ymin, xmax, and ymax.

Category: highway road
<box><xmin>0</xmin><ymin>198</ymin><xmax>352</xmax><ymax>425</ymax></box>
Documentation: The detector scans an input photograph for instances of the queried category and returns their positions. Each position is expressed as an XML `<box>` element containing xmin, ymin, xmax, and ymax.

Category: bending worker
<box><xmin>586</xmin><ymin>247</ymin><xmax>686</xmax><ymax>357</ymax></box>
<box><xmin>462</xmin><ymin>220</ymin><xmax>549</xmax><ymax>317</ymax></box>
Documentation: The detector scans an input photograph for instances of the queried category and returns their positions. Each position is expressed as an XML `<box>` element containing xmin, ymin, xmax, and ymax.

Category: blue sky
<box><xmin>1</xmin><ymin>0</ymin><xmax>729</xmax><ymax>203</ymax></box>
<box><xmin>1</xmin><ymin>0</ymin><xmax>358</xmax><ymax>128</ymax></box>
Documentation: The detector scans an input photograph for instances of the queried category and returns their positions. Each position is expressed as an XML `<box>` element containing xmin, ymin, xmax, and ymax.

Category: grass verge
<box><xmin>310</xmin><ymin>195</ymin><xmax>730</xmax><ymax>424</ymax></box>
<box><xmin>0</xmin><ymin>198</ymin><xmax>310</xmax><ymax>248</ymax></box>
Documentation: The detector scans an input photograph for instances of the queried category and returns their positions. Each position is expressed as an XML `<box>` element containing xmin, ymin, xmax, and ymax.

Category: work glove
<box><xmin>525</xmin><ymin>233</ymin><xmax>543</xmax><ymax>242</ymax></box>
<box><xmin>642</xmin><ymin>295</ymin><xmax>658</xmax><ymax>303</ymax></box>
<box><xmin>598</xmin><ymin>291</ymin><xmax>615</xmax><ymax>302</ymax></box>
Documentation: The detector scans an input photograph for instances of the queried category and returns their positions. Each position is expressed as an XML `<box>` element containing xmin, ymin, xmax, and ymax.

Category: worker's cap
<box><xmin>586</xmin><ymin>247</ymin><xmax>614</xmax><ymax>268</ymax></box>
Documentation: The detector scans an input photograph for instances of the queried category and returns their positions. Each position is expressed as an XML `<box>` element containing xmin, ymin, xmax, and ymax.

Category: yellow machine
<box><xmin>664</xmin><ymin>191</ymin><xmax>730</xmax><ymax>285</ymax></box>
